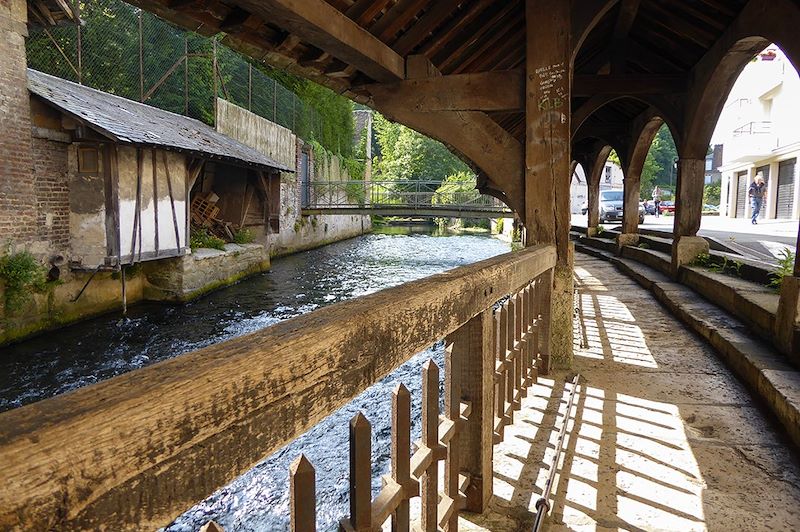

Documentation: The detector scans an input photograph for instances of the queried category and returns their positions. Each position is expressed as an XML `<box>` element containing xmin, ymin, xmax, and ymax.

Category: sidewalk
<box><xmin>459</xmin><ymin>254</ymin><xmax>800</xmax><ymax>531</ymax></box>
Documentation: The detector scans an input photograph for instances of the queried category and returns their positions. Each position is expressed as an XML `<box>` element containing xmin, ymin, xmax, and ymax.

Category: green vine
<box><xmin>0</xmin><ymin>251</ymin><xmax>49</xmax><ymax>312</ymax></box>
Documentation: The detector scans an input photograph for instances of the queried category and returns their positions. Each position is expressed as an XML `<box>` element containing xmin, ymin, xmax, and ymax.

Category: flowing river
<box><xmin>0</xmin><ymin>225</ymin><xmax>510</xmax><ymax>531</ymax></box>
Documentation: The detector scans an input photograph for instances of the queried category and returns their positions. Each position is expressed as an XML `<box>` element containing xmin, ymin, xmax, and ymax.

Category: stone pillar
<box><xmin>0</xmin><ymin>0</ymin><xmax>35</xmax><ymax>249</ymax></box>
<box><xmin>618</xmin><ymin>171</ymin><xmax>641</xmax><ymax>251</ymax></box>
<box><xmin>524</xmin><ymin>0</ymin><xmax>573</xmax><ymax>369</ymax></box>
<box><xmin>672</xmin><ymin>158</ymin><xmax>708</xmax><ymax>275</ymax></box>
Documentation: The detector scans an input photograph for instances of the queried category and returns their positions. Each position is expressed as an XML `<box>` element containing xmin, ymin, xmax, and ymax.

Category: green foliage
<box><xmin>596</xmin><ymin>224</ymin><xmax>607</xmax><ymax>235</ymax></box>
<box><xmin>190</xmin><ymin>228</ymin><xmax>226</xmax><ymax>251</ymax></box>
<box><xmin>495</xmin><ymin>218</ymin><xmax>505</xmax><ymax>235</ymax></box>
<box><xmin>432</xmin><ymin>171</ymin><xmax>478</xmax><ymax>205</ymax></box>
<box><xmin>692</xmin><ymin>253</ymin><xmax>743</xmax><ymax>278</ymax></box>
<box><xmin>233</xmin><ymin>228</ymin><xmax>254</xmax><ymax>244</ymax></box>
<box><xmin>768</xmin><ymin>248</ymin><xmax>796</xmax><ymax>290</ymax></box>
<box><xmin>704</xmin><ymin>181</ymin><xmax>722</xmax><ymax>206</ymax></box>
<box><xmin>647</xmin><ymin>124</ymin><xmax>679</xmax><ymax>193</ymax></box>
<box><xmin>638</xmin><ymin>242</ymin><xmax>650</xmax><ymax>249</ymax></box>
<box><xmin>372</xmin><ymin>114</ymin><xmax>468</xmax><ymax>184</ymax></box>
<box><xmin>692</xmin><ymin>253</ymin><xmax>713</xmax><ymax>268</ymax></box>
<box><xmin>0</xmin><ymin>251</ymin><xmax>49</xmax><ymax>311</ymax></box>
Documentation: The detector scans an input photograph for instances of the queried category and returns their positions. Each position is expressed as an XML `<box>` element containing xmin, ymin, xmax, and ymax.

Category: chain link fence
<box><xmin>27</xmin><ymin>0</ymin><xmax>337</xmax><ymax>148</ymax></box>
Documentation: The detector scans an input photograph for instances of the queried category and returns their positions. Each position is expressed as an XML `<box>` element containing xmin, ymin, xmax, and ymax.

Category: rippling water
<box><xmin>0</xmin><ymin>225</ymin><xmax>510</xmax><ymax>531</ymax></box>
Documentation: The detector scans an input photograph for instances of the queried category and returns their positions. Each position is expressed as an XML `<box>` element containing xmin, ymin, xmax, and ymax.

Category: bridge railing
<box><xmin>0</xmin><ymin>244</ymin><xmax>556</xmax><ymax>531</ymax></box>
<box><xmin>306</xmin><ymin>180</ymin><xmax>510</xmax><ymax>213</ymax></box>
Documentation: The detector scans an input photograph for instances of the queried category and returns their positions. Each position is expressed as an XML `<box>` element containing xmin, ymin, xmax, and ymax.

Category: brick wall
<box><xmin>32</xmin><ymin>137</ymin><xmax>70</xmax><ymax>253</ymax></box>
<box><xmin>0</xmin><ymin>0</ymin><xmax>35</xmax><ymax>247</ymax></box>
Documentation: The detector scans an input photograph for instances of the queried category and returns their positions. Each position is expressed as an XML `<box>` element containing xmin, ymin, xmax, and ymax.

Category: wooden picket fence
<box><xmin>235</xmin><ymin>276</ymin><xmax>550</xmax><ymax>532</ymax></box>
<box><xmin>0</xmin><ymin>245</ymin><xmax>555</xmax><ymax>531</ymax></box>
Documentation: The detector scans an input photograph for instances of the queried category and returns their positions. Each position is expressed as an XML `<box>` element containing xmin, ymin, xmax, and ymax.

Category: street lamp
<box><xmin>670</xmin><ymin>157</ymin><xmax>678</xmax><ymax>193</ymax></box>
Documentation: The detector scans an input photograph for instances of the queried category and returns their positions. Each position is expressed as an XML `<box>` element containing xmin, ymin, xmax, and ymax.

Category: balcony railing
<box><xmin>0</xmin><ymin>244</ymin><xmax>556</xmax><ymax>531</ymax></box>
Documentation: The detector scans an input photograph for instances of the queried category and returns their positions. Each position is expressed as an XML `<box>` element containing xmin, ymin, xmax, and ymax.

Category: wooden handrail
<box><xmin>0</xmin><ymin>244</ymin><xmax>556</xmax><ymax>531</ymax></box>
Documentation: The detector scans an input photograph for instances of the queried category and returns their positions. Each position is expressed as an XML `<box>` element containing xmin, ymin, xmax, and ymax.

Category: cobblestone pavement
<box><xmin>459</xmin><ymin>254</ymin><xmax>800</xmax><ymax>531</ymax></box>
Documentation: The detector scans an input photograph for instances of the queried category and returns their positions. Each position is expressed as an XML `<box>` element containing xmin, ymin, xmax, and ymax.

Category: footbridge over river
<box><xmin>301</xmin><ymin>180</ymin><xmax>513</xmax><ymax>218</ymax></box>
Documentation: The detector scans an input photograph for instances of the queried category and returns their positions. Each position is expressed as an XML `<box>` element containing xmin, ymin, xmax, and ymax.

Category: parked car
<box><xmin>580</xmin><ymin>200</ymin><xmax>588</xmax><ymax>215</ymax></box>
<box><xmin>641</xmin><ymin>201</ymin><xmax>657</xmax><ymax>215</ymax></box>
<box><xmin>659</xmin><ymin>200</ymin><xmax>676</xmax><ymax>214</ymax></box>
<box><xmin>598</xmin><ymin>190</ymin><xmax>645</xmax><ymax>224</ymax></box>
<box><xmin>703</xmin><ymin>204</ymin><xmax>719</xmax><ymax>214</ymax></box>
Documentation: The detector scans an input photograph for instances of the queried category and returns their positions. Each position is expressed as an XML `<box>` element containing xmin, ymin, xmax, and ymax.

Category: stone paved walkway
<box><xmin>459</xmin><ymin>254</ymin><xmax>800</xmax><ymax>531</ymax></box>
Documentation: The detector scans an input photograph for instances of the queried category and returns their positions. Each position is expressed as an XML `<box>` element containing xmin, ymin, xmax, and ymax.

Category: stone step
<box><xmin>576</xmin><ymin>245</ymin><xmax>800</xmax><ymax>450</ymax></box>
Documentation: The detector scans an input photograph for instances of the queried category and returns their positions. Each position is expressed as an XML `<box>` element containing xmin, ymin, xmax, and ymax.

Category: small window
<box><xmin>78</xmin><ymin>146</ymin><xmax>100</xmax><ymax>174</ymax></box>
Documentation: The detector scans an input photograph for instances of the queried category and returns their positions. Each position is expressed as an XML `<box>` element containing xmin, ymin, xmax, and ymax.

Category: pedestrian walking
<box><xmin>652</xmin><ymin>186</ymin><xmax>662</xmax><ymax>218</ymax></box>
<box><xmin>749</xmin><ymin>173</ymin><xmax>767</xmax><ymax>224</ymax></box>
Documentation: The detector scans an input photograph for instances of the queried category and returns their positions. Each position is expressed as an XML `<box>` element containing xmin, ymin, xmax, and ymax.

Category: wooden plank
<box><xmin>234</xmin><ymin>0</ymin><xmax>404</xmax><ymax>82</ymax></box>
<box><xmin>370</xmin><ymin>477</ymin><xmax>403</xmax><ymax>528</ymax></box>
<box><xmin>0</xmin><ymin>245</ymin><xmax>555</xmax><ymax>531</ymax></box>
<box><xmin>392</xmin><ymin>0</ymin><xmax>462</xmax><ymax>56</ymax></box>
<box><xmin>341</xmin><ymin>413</ymin><xmax>372</xmax><ymax>532</ymax></box>
<box><xmin>421</xmin><ymin>360</ymin><xmax>440</xmax><ymax>532</ymax></box>
<box><xmin>290</xmin><ymin>455</ymin><xmax>316</xmax><ymax>532</ymax></box>
<box><xmin>391</xmin><ymin>384</ymin><xmax>411</xmax><ymax>532</ymax></box>
<box><xmin>444</xmin><ymin>340</ymin><xmax>460</xmax><ymax>532</ymax></box>
<box><xmin>452</xmin><ymin>309</ymin><xmax>494</xmax><ymax>513</ymax></box>
<box><xmin>364</xmin><ymin>70</ymin><xmax>523</xmax><ymax>112</ymax></box>
<box><xmin>493</xmin><ymin>309</ymin><xmax>506</xmax><ymax>442</ymax></box>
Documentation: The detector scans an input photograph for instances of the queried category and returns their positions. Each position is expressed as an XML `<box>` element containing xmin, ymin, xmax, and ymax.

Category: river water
<box><xmin>0</xmin><ymin>226</ymin><xmax>510</xmax><ymax>531</ymax></box>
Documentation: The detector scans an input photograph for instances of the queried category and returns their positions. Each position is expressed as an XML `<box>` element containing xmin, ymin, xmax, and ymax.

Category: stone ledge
<box><xmin>577</xmin><ymin>246</ymin><xmax>800</xmax><ymax>450</ymax></box>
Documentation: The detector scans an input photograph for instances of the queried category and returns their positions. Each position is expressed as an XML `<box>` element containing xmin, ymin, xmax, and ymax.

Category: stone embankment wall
<box><xmin>216</xmin><ymin>99</ymin><xmax>369</xmax><ymax>257</ymax></box>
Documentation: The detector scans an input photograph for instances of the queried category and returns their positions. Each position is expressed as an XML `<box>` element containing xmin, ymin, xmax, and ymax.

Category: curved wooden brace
<box><xmin>369</xmin><ymin>98</ymin><xmax>525</xmax><ymax>220</ymax></box>
<box><xmin>571</xmin><ymin>93</ymin><xmax>682</xmax><ymax>146</ymax></box>
<box><xmin>570</xmin><ymin>0</ymin><xmax>619</xmax><ymax>66</ymax></box>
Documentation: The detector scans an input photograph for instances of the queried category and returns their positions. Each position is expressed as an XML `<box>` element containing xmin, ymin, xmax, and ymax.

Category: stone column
<box><xmin>0</xmin><ymin>0</ymin><xmax>35</xmax><ymax>249</ymax></box>
<box><xmin>671</xmin><ymin>158</ymin><xmax>709</xmax><ymax>275</ymax></box>
<box><xmin>524</xmin><ymin>0</ymin><xmax>573</xmax><ymax>369</ymax></box>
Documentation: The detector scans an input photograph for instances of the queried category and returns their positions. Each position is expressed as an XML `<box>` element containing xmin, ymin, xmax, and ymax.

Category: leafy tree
<box><xmin>704</xmin><ymin>181</ymin><xmax>722</xmax><ymax>206</ymax></box>
<box><xmin>648</xmin><ymin>124</ymin><xmax>678</xmax><ymax>190</ymax></box>
<box><xmin>372</xmin><ymin>114</ymin><xmax>468</xmax><ymax>184</ymax></box>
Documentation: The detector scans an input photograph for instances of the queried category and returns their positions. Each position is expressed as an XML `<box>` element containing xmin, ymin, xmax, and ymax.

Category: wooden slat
<box><xmin>421</xmin><ymin>360</ymin><xmax>439</xmax><ymax>532</ymax></box>
<box><xmin>0</xmin><ymin>245</ymin><xmax>555</xmax><ymax>530</ymax></box>
<box><xmin>444</xmin><ymin>338</ymin><xmax>461</xmax><ymax>531</ymax></box>
<box><xmin>391</xmin><ymin>383</ymin><xmax>411</xmax><ymax>532</ymax></box>
<box><xmin>340</xmin><ymin>412</ymin><xmax>372</xmax><ymax>532</ymax></box>
<box><xmin>370</xmin><ymin>477</ymin><xmax>403</xmax><ymax>528</ymax></box>
<box><xmin>290</xmin><ymin>454</ymin><xmax>316</xmax><ymax>532</ymax></box>
<box><xmin>392</xmin><ymin>0</ymin><xmax>461</xmax><ymax>56</ymax></box>
<box><xmin>437</xmin><ymin>494</ymin><xmax>457</xmax><ymax>530</ymax></box>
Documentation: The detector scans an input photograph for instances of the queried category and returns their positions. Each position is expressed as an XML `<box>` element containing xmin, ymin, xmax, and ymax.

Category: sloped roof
<box><xmin>28</xmin><ymin>69</ymin><xmax>293</xmax><ymax>173</ymax></box>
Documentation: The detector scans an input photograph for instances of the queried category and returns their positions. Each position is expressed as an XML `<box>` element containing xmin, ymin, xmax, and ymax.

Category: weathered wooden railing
<box><xmin>0</xmin><ymin>244</ymin><xmax>556</xmax><ymax>531</ymax></box>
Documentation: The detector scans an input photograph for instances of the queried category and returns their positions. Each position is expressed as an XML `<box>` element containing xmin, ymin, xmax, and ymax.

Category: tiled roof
<box><xmin>28</xmin><ymin>69</ymin><xmax>293</xmax><ymax>173</ymax></box>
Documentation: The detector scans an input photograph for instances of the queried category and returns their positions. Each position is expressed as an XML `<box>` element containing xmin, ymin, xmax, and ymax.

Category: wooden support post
<box><xmin>421</xmin><ymin>360</ymin><xmax>440</xmax><ymax>532</ymax></box>
<box><xmin>536</xmin><ymin>270</ymin><xmax>554</xmax><ymax>374</ymax></box>
<box><xmin>501</xmin><ymin>303</ymin><xmax>514</xmax><ymax>424</ymax></box>
<box><xmin>444</xmin><ymin>341</ymin><xmax>461</xmax><ymax>531</ymax></box>
<box><xmin>391</xmin><ymin>384</ymin><xmax>411</xmax><ymax>532</ymax></box>
<box><xmin>514</xmin><ymin>291</ymin><xmax>525</xmax><ymax>399</ymax></box>
<box><xmin>671</xmin><ymin>158</ymin><xmax>709</xmax><ymax>274</ymax></box>
<box><xmin>622</xmin><ymin>173</ymin><xmax>641</xmax><ymax>235</ymax></box>
<box><xmin>522</xmin><ymin>285</ymin><xmax>532</xmax><ymax>387</ymax></box>
<box><xmin>453</xmin><ymin>309</ymin><xmax>494</xmax><ymax>513</ymax></box>
<box><xmin>341</xmin><ymin>413</ymin><xmax>372</xmax><ymax>532</ymax></box>
<box><xmin>290</xmin><ymin>455</ymin><xmax>316</xmax><ymax>532</ymax></box>
<box><xmin>525</xmin><ymin>0</ymin><xmax>573</xmax><ymax>369</ymax></box>
<box><xmin>493</xmin><ymin>309</ymin><xmax>506</xmax><ymax>442</ymax></box>
<box><xmin>530</xmin><ymin>281</ymin><xmax>540</xmax><ymax>381</ymax></box>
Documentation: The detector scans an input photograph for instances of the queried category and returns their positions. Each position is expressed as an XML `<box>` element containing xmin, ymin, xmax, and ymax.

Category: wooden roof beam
<box><xmin>573</xmin><ymin>74</ymin><xmax>686</xmax><ymax>96</ymax></box>
<box><xmin>234</xmin><ymin>0</ymin><xmax>404</xmax><ymax>82</ymax></box>
<box><xmin>364</xmin><ymin>70</ymin><xmax>524</xmax><ymax>112</ymax></box>
<box><xmin>392</xmin><ymin>0</ymin><xmax>462</xmax><ymax>56</ymax></box>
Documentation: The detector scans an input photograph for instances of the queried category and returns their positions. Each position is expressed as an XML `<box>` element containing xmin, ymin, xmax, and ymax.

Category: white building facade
<box><xmin>570</xmin><ymin>159</ymin><xmax>625</xmax><ymax>213</ymax></box>
<box><xmin>716</xmin><ymin>46</ymin><xmax>800</xmax><ymax>220</ymax></box>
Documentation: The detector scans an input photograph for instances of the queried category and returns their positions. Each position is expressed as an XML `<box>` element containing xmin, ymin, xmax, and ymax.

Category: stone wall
<box><xmin>0</xmin><ymin>0</ymin><xmax>35</xmax><ymax>248</ymax></box>
<box><xmin>215</xmin><ymin>99</ymin><xmax>369</xmax><ymax>257</ymax></box>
